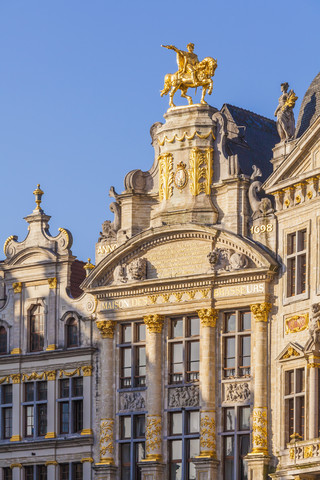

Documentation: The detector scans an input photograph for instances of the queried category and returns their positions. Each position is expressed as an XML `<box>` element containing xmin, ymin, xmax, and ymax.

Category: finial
<box><xmin>84</xmin><ymin>258</ymin><xmax>95</xmax><ymax>276</ymax></box>
<box><xmin>33</xmin><ymin>184</ymin><xmax>44</xmax><ymax>211</ymax></box>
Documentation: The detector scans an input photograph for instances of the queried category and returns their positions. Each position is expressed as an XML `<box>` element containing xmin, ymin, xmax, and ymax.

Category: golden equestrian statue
<box><xmin>160</xmin><ymin>43</ymin><xmax>217</xmax><ymax>108</ymax></box>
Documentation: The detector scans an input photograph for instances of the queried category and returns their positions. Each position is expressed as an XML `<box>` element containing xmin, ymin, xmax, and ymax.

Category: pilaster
<box><xmin>10</xmin><ymin>376</ymin><xmax>22</xmax><ymax>442</ymax></box>
<box><xmin>45</xmin><ymin>461</ymin><xmax>58</xmax><ymax>480</ymax></box>
<box><xmin>307</xmin><ymin>354</ymin><xmax>320</xmax><ymax>439</ymax></box>
<box><xmin>11</xmin><ymin>284</ymin><xmax>22</xmax><ymax>354</ymax></box>
<box><xmin>45</xmin><ymin>371</ymin><xmax>57</xmax><ymax>439</ymax></box>
<box><xmin>140</xmin><ymin>314</ymin><xmax>165</xmax><ymax>480</ymax></box>
<box><xmin>11</xmin><ymin>464</ymin><xmax>22</xmax><ymax>480</ymax></box>
<box><xmin>81</xmin><ymin>366</ymin><xmax>93</xmax><ymax>436</ymax></box>
<box><xmin>46</xmin><ymin>278</ymin><xmax>57</xmax><ymax>351</ymax></box>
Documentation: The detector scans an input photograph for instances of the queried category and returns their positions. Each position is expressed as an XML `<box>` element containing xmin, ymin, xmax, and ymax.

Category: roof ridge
<box><xmin>223</xmin><ymin>103</ymin><xmax>276</xmax><ymax>124</ymax></box>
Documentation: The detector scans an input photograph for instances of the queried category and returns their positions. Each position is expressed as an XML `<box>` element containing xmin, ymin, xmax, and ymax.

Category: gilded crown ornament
<box><xmin>33</xmin><ymin>184</ymin><xmax>44</xmax><ymax>211</ymax></box>
<box><xmin>160</xmin><ymin>43</ymin><xmax>217</xmax><ymax>108</ymax></box>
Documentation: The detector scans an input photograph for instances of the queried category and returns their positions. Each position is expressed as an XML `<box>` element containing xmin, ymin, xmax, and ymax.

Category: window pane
<box><xmin>4</xmin><ymin>407</ymin><xmax>12</xmax><ymax>438</ymax></box>
<box><xmin>72</xmin><ymin>463</ymin><xmax>83</xmax><ymax>480</ymax></box>
<box><xmin>3</xmin><ymin>385</ymin><xmax>12</xmax><ymax>404</ymax></box>
<box><xmin>239</xmin><ymin>435</ymin><xmax>250</xmax><ymax>480</ymax></box>
<box><xmin>25</xmin><ymin>383</ymin><xmax>34</xmax><ymax>402</ymax></box>
<box><xmin>72</xmin><ymin>400</ymin><xmax>83</xmax><ymax>433</ymax></box>
<box><xmin>137</xmin><ymin>323</ymin><xmax>146</xmax><ymax>342</ymax></box>
<box><xmin>189</xmin><ymin>411</ymin><xmax>199</xmax><ymax>433</ymax></box>
<box><xmin>296</xmin><ymin>368</ymin><xmax>305</xmax><ymax>393</ymax></box>
<box><xmin>224</xmin><ymin>436</ymin><xmax>234</xmax><ymax>479</ymax></box>
<box><xmin>122</xmin><ymin>324</ymin><xmax>132</xmax><ymax>343</ymax></box>
<box><xmin>189</xmin><ymin>317</ymin><xmax>200</xmax><ymax>336</ymax></box>
<box><xmin>72</xmin><ymin>377</ymin><xmax>83</xmax><ymax>397</ymax></box>
<box><xmin>285</xmin><ymin>398</ymin><xmax>294</xmax><ymax>442</ymax></box>
<box><xmin>287</xmin><ymin>257</ymin><xmax>296</xmax><ymax>297</ymax></box>
<box><xmin>38</xmin><ymin>403</ymin><xmax>47</xmax><ymax>436</ymax></box>
<box><xmin>172</xmin><ymin>343</ymin><xmax>183</xmax><ymax>372</ymax></box>
<box><xmin>137</xmin><ymin>346</ymin><xmax>146</xmax><ymax>377</ymax></box>
<box><xmin>37</xmin><ymin>382</ymin><xmax>47</xmax><ymax>401</ymax></box>
<box><xmin>0</xmin><ymin>326</ymin><xmax>7</xmax><ymax>354</ymax></box>
<box><xmin>25</xmin><ymin>405</ymin><xmax>34</xmax><ymax>436</ymax></box>
<box><xmin>3</xmin><ymin>468</ymin><xmax>12</xmax><ymax>480</ymax></box>
<box><xmin>241</xmin><ymin>312</ymin><xmax>251</xmax><ymax>331</ymax></box>
<box><xmin>296</xmin><ymin>396</ymin><xmax>305</xmax><ymax>439</ymax></box>
<box><xmin>172</xmin><ymin>319</ymin><xmax>183</xmax><ymax>338</ymax></box>
<box><xmin>297</xmin><ymin>254</ymin><xmax>306</xmax><ymax>294</ymax></box>
<box><xmin>60</xmin><ymin>402</ymin><xmax>69</xmax><ymax>433</ymax></box>
<box><xmin>225</xmin><ymin>313</ymin><xmax>236</xmax><ymax>332</ymax></box>
<box><xmin>285</xmin><ymin>370</ymin><xmax>294</xmax><ymax>395</ymax></box>
<box><xmin>135</xmin><ymin>415</ymin><xmax>145</xmax><ymax>438</ymax></box>
<box><xmin>297</xmin><ymin>229</ymin><xmax>306</xmax><ymax>252</ymax></box>
<box><xmin>25</xmin><ymin>466</ymin><xmax>34</xmax><ymax>480</ymax></box>
<box><xmin>240</xmin><ymin>336</ymin><xmax>251</xmax><ymax>368</ymax></box>
<box><xmin>121</xmin><ymin>416</ymin><xmax>131</xmax><ymax>438</ymax></box>
<box><xmin>67</xmin><ymin>319</ymin><xmax>79</xmax><ymax>347</ymax></box>
<box><xmin>170</xmin><ymin>439</ymin><xmax>182</xmax><ymax>460</ymax></box>
<box><xmin>121</xmin><ymin>443</ymin><xmax>131</xmax><ymax>478</ymax></box>
<box><xmin>37</xmin><ymin>465</ymin><xmax>47</xmax><ymax>480</ymax></box>
<box><xmin>170</xmin><ymin>463</ymin><xmax>182</xmax><ymax>480</ymax></box>
<box><xmin>287</xmin><ymin>232</ymin><xmax>296</xmax><ymax>255</ymax></box>
<box><xmin>239</xmin><ymin>406</ymin><xmax>250</xmax><ymax>430</ymax></box>
<box><xmin>171</xmin><ymin>412</ymin><xmax>182</xmax><ymax>435</ymax></box>
<box><xmin>135</xmin><ymin>442</ymin><xmax>145</xmax><ymax>462</ymax></box>
<box><xmin>60</xmin><ymin>379</ymin><xmax>69</xmax><ymax>398</ymax></box>
<box><xmin>224</xmin><ymin>337</ymin><xmax>235</xmax><ymax>377</ymax></box>
<box><xmin>189</xmin><ymin>438</ymin><xmax>199</xmax><ymax>458</ymax></box>
<box><xmin>224</xmin><ymin>408</ymin><xmax>235</xmax><ymax>431</ymax></box>
<box><xmin>122</xmin><ymin>348</ymin><xmax>132</xmax><ymax>387</ymax></box>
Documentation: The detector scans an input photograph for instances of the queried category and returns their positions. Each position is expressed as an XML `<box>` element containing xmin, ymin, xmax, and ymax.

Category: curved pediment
<box><xmin>4</xmin><ymin>246</ymin><xmax>58</xmax><ymax>266</ymax></box>
<box><xmin>83</xmin><ymin>224</ymin><xmax>278</xmax><ymax>290</ymax></box>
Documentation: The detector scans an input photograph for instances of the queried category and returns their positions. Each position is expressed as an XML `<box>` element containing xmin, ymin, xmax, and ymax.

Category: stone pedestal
<box><xmin>94</xmin><ymin>464</ymin><xmax>117</xmax><ymax>480</ymax></box>
<box><xmin>245</xmin><ymin>454</ymin><xmax>270</xmax><ymax>480</ymax></box>
<box><xmin>139</xmin><ymin>461</ymin><xmax>166</xmax><ymax>480</ymax></box>
<box><xmin>193</xmin><ymin>457</ymin><xmax>219</xmax><ymax>480</ymax></box>
<box><xmin>271</xmin><ymin>139</ymin><xmax>297</xmax><ymax>170</ymax></box>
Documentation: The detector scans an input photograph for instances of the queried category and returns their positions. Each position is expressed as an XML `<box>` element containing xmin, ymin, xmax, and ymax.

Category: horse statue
<box><xmin>160</xmin><ymin>44</ymin><xmax>217</xmax><ymax>108</ymax></box>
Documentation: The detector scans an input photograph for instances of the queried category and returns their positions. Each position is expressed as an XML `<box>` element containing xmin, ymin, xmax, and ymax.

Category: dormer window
<box><xmin>29</xmin><ymin>305</ymin><xmax>44</xmax><ymax>352</ymax></box>
<box><xmin>66</xmin><ymin>318</ymin><xmax>79</xmax><ymax>348</ymax></box>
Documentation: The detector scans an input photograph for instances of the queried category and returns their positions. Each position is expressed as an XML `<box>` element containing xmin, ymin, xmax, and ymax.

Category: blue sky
<box><xmin>0</xmin><ymin>0</ymin><xmax>319</xmax><ymax>261</ymax></box>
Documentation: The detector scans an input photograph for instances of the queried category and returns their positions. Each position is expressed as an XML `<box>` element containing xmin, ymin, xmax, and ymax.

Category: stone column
<box><xmin>10</xmin><ymin>464</ymin><xmax>22</xmax><ymax>480</ymax></box>
<box><xmin>81</xmin><ymin>366</ymin><xmax>93</xmax><ymax>436</ymax></box>
<box><xmin>10</xmin><ymin>374</ymin><xmax>22</xmax><ymax>442</ymax></box>
<box><xmin>82</xmin><ymin>458</ymin><xmax>94</xmax><ymax>479</ymax></box>
<box><xmin>95</xmin><ymin>318</ymin><xmax>117</xmax><ymax>480</ymax></box>
<box><xmin>139</xmin><ymin>314</ymin><xmax>165</xmax><ymax>480</ymax></box>
<box><xmin>45</xmin><ymin>371</ymin><xmax>57</xmax><ymax>439</ymax></box>
<box><xmin>307</xmin><ymin>355</ymin><xmax>320</xmax><ymax>439</ymax></box>
<box><xmin>193</xmin><ymin>308</ymin><xmax>219</xmax><ymax>480</ymax></box>
<box><xmin>245</xmin><ymin>302</ymin><xmax>272</xmax><ymax>480</ymax></box>
<box><xmin>45</xmin><ymin>461</ymin><xmax>58</xmax><ymax>480</ymax></box>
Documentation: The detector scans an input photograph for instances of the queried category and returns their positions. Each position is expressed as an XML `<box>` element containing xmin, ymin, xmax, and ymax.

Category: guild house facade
<box><xmin>0</xmin><ymin>45</ymin><xmax>320</xmax><ymax>480</ymax></box>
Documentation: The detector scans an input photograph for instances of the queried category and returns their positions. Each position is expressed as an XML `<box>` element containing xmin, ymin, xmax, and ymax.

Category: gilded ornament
<box><xmin>81</xmin><ymin>458</ymin><xmax>94</xmax><ymax>463</ymax></box>
<box><xmin>289</xmin><ymin>448</ymin><xmax>295</xmax><ymax>459</ymax></box>
<box><xmin>10</xmin><ymin>374</ymin><xmax>21</xmax><ymax>384</ymax></box>
<box><xmin>285</xmin><ymin>313</ymin><xmax>309</xmax><ymax>334</ymax></box>
<box><xmin>84</xmin><ymin>258</ymin><xmax>95</xmax><ymax>275</ymax></box>
<box><xmin>59</xmin><ymin>368</ymin><xmax>81</xmax><ymax>378</ymax></box>
<box><xmin>33</xmin><ymin>184</ymin><xmax>44</xmax><ymax>210</ymax></box>
<box><xmin>96</xmin><ymin>320</ymin><xmax>116</xmax><ymax>339</ymax></box>
<box><xmin>100</xmin><ymin>419</ymin><xmax>114</xmax><ymax>463</ymax></box>
<box><xmin>251</xmin><ymin>407</ymin><xmax>268</xmax><ymax>454</ymax></box>
<box><xmin>250</xmin><ymin>302</ymin><xmax>272</xmax><ymax>323</ymax></box>
<box><xmin>45</xmin><ymin>461</ymin><xmax>58</xmax><ymax>466</ymax></box>
<box><xmin>160</xmin><ymin>43</ymin><xmax>217</xmax><ymax>107</ymax></box>
<box><xmin>81</xmin><ymin>428</ymin><xmax>93</xmax><ymax>435</ymax></box>
<box><xmin>12</xmin><ymin>282</ymin><xmax>22</xmax><ymax>293</ymax></box>
<box><xmin>3</xmin><ymin>235</ymin><xmax>17</xmax><ymax>255</ymax></box>
<box><xmin>304</xmin><ymin>445</ymin><xmax>313</xmax><ymax>458</ymax></box>
<box><xmin>282</xmin><ymin>347</ymin><xmax>300</xmax><ymax>360</ymax></box>
<box><xmin>10</xmin><ymin>348</ymin><xmax>22</xmax><ymax>355</ymax></box>
<box><xmin>82</xmin><ymin>365</ymin><xmax>93</xmax><ymax>376</ymax></box>
<box><xmin>10</xmin><ymin>463</ymin><xmax>22</xmax><ymax>468</ymax></box>
<box><xmin>161</xmin><ymin>293</ymin><xmax>171</xmax><ymax>303</ymax></box>
<box><xmin>189</xmin><ymin>148</ymin><xmax>213</xmax><ymax>196</ymax></box>
<box><xmin>173</xmin><ymin>292</ymin><xmax>183</xmax><ymax>302</ymax></box>
<box><xmin>46</xmin><ymin>344</ymin><xmax>56</xmax><ymax>351</ymax></box>
<box><xmin>0</xmin><ymin>376</ymin><xmax>9</xmax><ymax>384</ymax></box>
<box><xmin>58</xmin><ymin>227</ymin><xmax>71</xmax><ymax>248</ymax></box>
<box><xmin>44</xmin><ymin>432</ymin><xmax>56</xmax><ymax>439</ymax></box>
<box><xmin>200</xmin><ymin>288</ymin><xmax>210</xmax><ymax>298</ymax></box>
<box><xmin>144</xmin><ymin>314</ymin><xmax>165</xmax><ymax>333</ymax></box>
<box><xmin>199</xmin><ymin>414</ymin><xmax>216</xmax><ymax>457</ymax></box>
<box><xmin>158</xmin><ymin>153</ymin><xmax>174</xmax><ymax>201</ymax></box>
<box><xmin>48</xmin><ymin>277</ymin><xmax>57</xmax><ymax>289</ymax></box>
<box><xmin>174</xmin><ymin>161</ymin><xmax>188</xmax><ymax>190</ymax></box>
<box><xmin>148</xmin><ymin>294</ymin><xmax>159</xmax><ymax>305</ymax></box>
<box><xmin>145</xmin><ymin>415</ymin><xmax>162</xmax><ymax>459</ymax></box>
<box><xmin>188</xmin><ymin>290</ymin><xmax>196</xmax><ymax>299</ymax></box>
<box><xmin>197</xmin><ymin>308</ymin><xmax>218</xmax><ymax>328</ymax></box>
<box><xmin>22</xmin><ymin>372</ymin><xmax>45</xmax><ymax>382</ymax></box>
<box><xmin>10</xmin><ymin>436</ymin><xmax>22</xmax><ymax>442</ymax></box>
<box><xmin>158</xmin><ymin>129</ymin><xmax>215</xmax><ymax>146</ymax></box>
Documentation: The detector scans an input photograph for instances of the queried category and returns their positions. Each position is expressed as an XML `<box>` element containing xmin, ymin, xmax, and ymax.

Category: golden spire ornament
<box><xmin>33</xmin><ymin>184</ymin><xmax>44</xmax><ymax>211</ymax></box>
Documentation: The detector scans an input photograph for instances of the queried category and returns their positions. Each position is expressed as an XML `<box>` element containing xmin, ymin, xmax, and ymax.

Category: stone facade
<box><xmin>1</xmin><ymin>71</ymin><xmax>320</xmax><ymax>480</ymax></box>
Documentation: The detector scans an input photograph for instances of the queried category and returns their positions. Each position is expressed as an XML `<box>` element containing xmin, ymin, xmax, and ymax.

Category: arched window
<box><xmin>0</xmin><ymin>326</ymin><xmax>7</xmax><ymax>354</ymax></box>
<box><xmin>29</xmin><ymin>304</ymin><xmax>44</xmax><ymax>352</ymax></box>
<box><xmin>66</xmin><ymin>318</ymin><xmax>79</xmax><ymax>348</ymax></box>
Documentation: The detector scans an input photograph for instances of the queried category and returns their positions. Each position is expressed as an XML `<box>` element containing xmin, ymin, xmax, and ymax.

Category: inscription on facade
<box><xmin>214</xmin><ymin>283</ymin><xmax>264</xmax><ymax>298</ymax></box>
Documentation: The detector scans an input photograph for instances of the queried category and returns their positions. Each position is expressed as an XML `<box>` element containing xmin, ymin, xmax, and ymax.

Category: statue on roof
<box><xmin>274</xmin><ymin>82</ymin><xmax>298</xmax><ymax>141</ymax></box>
<box><xmin>160</xmin><ymin>43</ymin><xmax>217</xmax><ymax>108</ymax></box>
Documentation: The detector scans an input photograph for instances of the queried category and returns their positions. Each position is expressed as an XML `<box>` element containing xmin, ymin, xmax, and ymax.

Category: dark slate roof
<box><xmin>221</xmin><ymin>104</ymin><xmax>278</xmax><ymax>180</ymax></box>
<box><xmin>295</xmin><ymin>72</ymin><xmax>320</xmax><ymax>138</ymax></box>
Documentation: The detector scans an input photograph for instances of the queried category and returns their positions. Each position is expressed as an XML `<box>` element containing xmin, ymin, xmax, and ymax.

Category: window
<box><xmin>0</xmin><ymin>384</ymin><xmax>12</xmax><ymax>440</ymax></box>
<box><xmin>24</xmin><ymin>466</ymin><xmax>47</xmax><ymax>480</ymax></box>
<box><xmin>59</xmin><ymin>463</ymin><xmax>83</xmax><ymax>480</ymax></box>
<box><xmin>119</xmin><ymin>414</ymin><xmax>145</xmax><ymax>480</ymax></box>
<box><xmin>3</xmin><ymin>468</ymin><xmax>12</xmax><ymax>480</ymax></box>
<box><xmin>119</xmin><ymin>322</ymin><xmax>146</xmax><ymax>388</ymax></box>
<box><xmin>66</xmin><ymin>318</ymin><xmax>79</xmax><ymax>348</ymax></box>
<box><xmin>286</xmin><ymin>229</ymin><xmax>307</xmax><ymax>297</ymax></box>
<box><xmin>58</xmin><ymin>377</ymin><xmax>83</xmax><ymax>434</ymax></box>
<box><xmin>168</xmin><ymin>317</ymin><xmax>200</xmax><ymax>384</ymax></box>
<box><xmin>23</xmin><ymin>382</ymin><xmax>47</xmax><ymax>438</ymax></box>
<box><xmin>222</xmin><ymin>406</ymin><xmax>250</xmax><ymax>480</ymax></box>
<box><xmin>222</xmin><ymin>311</ymin><xmax>251</xmax><ymax>378</ymax></box>
<box><xmin>0</xmin><ymin>326</ymin><xmax>7</xmax><ymax>354</ymax></box>
<box><xmin>168</xmin><ymin>409</ymin><xmax>200</xmax><ymax>480</ymax></box>
<box><xmin>29</xmin><ymin>305</ymin><xmax>44</xmax><ymax>352</ymax></box>
<box><xmin>284</xmin><ymin>368</ymin><xmax>305</xmax><ymax>443</ymax></box>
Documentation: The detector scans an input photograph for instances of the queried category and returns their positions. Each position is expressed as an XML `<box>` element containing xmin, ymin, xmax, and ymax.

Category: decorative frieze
<box><xmin>250</xmin><ymin>302</ymin><xmax>272</xmax><ymax>322</ymax></box>
<box><xmin>289</xmin><ymin>440</ymin><xmax>320</xmax><ymax>462</ymax></box>
<box><xmin>271</xmin><ymin>176</ymin><xmax>320</xmax><ymax>211</ymax></box>
<box><xmin>0</xmin><ymin>366</ymin><xmax>91</xmax><ymax>385</ymax></box>
<box><xmin>96</xmin><ymin>320</ymin><xmax>116</xmax><ymax>338</ymax></box>
<box><xmin>168</xmin><ymin>385</ymin><xmax>199</xmax><ymax>408</ymax></box>
<box><xmin>143</xmin><ymin>314</ymin><xmax>165</xmax><ymax>333</ymax></box>
<box><xmin>197</xmin><ymin>308</ymin><xmax>218</xmax><ymax>327</ymax></box>
<box><xmin>119</xmin><ymin>391</ymin><xmax>145</xmax><ymax>411</ymax></box>
<box><xmin>224</xmin><ymin>382</ymin><xmax>250</xmax><ymax>403</ymax></box>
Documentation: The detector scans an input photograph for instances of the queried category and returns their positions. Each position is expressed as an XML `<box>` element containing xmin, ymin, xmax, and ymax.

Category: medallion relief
<box><xmin>113</xmin><ymin>258</ymin><xmax>147</xmax><ymax>284</ymax></box>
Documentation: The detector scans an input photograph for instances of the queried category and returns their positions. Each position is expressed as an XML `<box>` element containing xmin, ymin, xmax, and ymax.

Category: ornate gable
<box><xmin>278</xmin><ymin>343</ymin><xmax>305</xmax><ymax>362</ymax></box>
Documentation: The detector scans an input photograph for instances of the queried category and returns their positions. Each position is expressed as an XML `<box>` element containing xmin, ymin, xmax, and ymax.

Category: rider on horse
<box><xmin>162</xmin><ymin>43</ymin><xmax>199</xmax><ymax>84</ymax></box>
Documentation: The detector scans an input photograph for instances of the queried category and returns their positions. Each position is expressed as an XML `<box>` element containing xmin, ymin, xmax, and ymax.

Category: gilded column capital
<box><xmin>250</xmin><ymin>302</ymin><xmax>272</xmax><ymax>323</ymax></box>
<box><xmin>197</xmin><ymin>308</ymin><xmax>218</xmax><ymax>327</ymax></box>
<box><xmin>96</xmin><ymin>320</ymin><xmax>116</xmax><ymax>339</ymax></box>
<box><xmin>144</xmin><ymin>314</ymin><xmax>165</xmax><ymax>333</ymax></box>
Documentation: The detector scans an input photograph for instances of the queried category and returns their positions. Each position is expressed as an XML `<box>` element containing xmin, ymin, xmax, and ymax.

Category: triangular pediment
<box><xmin>82</xmin><ymin>224</ymin><xmax>278</xmax><ymax>291</ymax></box>
<box><xmin>264</xmin><ymin>115</ymin><xmax>320</xmax><ymax>193</ymax></box>
<box><xmin>278</xmin><ymin>342</ymin><xmax>304</xmax><ymax>361</ymax></box>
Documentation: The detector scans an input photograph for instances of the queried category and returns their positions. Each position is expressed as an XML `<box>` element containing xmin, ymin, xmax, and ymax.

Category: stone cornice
<box><xmin>0</xmin><ymin>346</ymin><xmax>96</xmax><ymax>366</ymax></box>
<box><xmin>0</xmin><ymin>436</ymin><xmax>93</xmax><ymax>453</ymax></box>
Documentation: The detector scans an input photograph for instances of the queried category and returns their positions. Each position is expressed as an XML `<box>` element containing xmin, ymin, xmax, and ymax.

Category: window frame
<box><xmin>0</xmin><ymin>325</ymin><xmax>8</xmax><ymax>355</ymax></box>
<box><xmin>168</xmin><ymin>316</ymin><xmax>200</xmax><ymax>385</ymax></box>
<box><xmin>22</xmin><ymin>381</ymin><xmax>47</xmax><ymax>439</ymax></box>
<box><xmin>222</xmin><ymin>310</ymin><xmax>251</xmax><ymax>379</ymax></box>
<box><xmin>59</xmin><ymin>462</ymin><xmax>83</xmax><ymax>480</ymax></box>
<box><xmin>28</xmin><ymin>304</ymin><xmax>45</xmax><ymax>353</ymax></box>
<box><xmin>118</xmin><ymin>321</ymin><xmax>146</xmax><ymax>390</ymax></box>
<box><xmin>283</xmin><ymin>366</ymin><xmax>306</xmax><ymax>444</ymax></box>
<box><xmin>118</xmin><ymin>412</ymin><xmax>146</xmax><ymax>480</ymax></box>
<box><xmin>0</xmin><ymin>384</ymin><xmax>12</xmax><ymax>440</ymax></box>
<box><xmin>57</xmin><ymin>377</ymin><xmax>83</xmax><ymax>435</ymax></box>
<box><xmin>66</xmin><ymin>317</ymin><xmax>80</xmax><ymax>348</ymax></box>
<box><xmin>24</xmin><ymin>465</ymin><xmax>47</xmax><ymax>480</ymax></box>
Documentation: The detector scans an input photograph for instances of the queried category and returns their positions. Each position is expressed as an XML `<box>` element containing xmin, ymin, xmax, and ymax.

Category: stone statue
<box><xmin>127</xmin><ymin>258</ymin><xmax>147</xmax><ymax>281</ymax></box>
<box><xmin>161</xmin><ymin>43</ymin><xmax>217</xmax><ymax>107</ymax></box>
<box><xmin>98</xmin><ymin>187</ymin><xmax>121</xmax><ymax>242</ymax></box>
<box><xmin>274</xmin><ymin>82</ymin><xmax>298</xmax><ymax>141</ymax></box>
<box><xmin>248</xmin><ymin>165</ymin><xmax>274</xmax><ymax>219</ymax></box>
<box><xmin>309</xmin><ymin>302</ymin><xmax>320</xmax><ymax>351</ymax></box>
<box><xmin>208</xmin><ymin>248</ymin><xmax>249</xmax><ymax>272</ymax></box>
